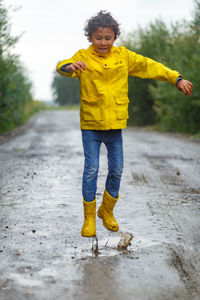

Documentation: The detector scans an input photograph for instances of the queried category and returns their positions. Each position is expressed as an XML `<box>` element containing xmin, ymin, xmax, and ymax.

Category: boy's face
<box><xmin>89</xmin><ymin>27</ymin><xmax>115</xmax><ymax>55</ymax></box>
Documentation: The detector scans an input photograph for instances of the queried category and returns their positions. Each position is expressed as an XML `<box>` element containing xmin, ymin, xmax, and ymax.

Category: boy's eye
<box><xmin>95</xmin><ymin>36</ymin><xmax>112</xmax><ymax>41</ymax></box>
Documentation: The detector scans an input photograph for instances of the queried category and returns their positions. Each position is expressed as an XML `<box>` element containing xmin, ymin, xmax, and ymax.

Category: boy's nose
<box><xmin>100</xmin><ymin>39</ymin><xmax>106</xmax><ymax>45</ymax></box>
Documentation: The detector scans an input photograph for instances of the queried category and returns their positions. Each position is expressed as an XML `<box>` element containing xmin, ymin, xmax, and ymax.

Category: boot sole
<box><xmin>81</xmin><ymin>232</ymin><xmax>96</xmax><ymax>237</ymax></box>
<box><xmin>97</xmin><ymin>210</ymin><xmax>119</xmax><ymax>232</ymax></box>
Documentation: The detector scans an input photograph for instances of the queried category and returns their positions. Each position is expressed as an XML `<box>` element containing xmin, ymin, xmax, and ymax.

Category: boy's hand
<box><xmin>177</xmin><ymin>79</ymin><xmax>193</xmax><ymax>96</ymax></box>
<box><xmin>66</xmin><ymin>61</ymin><xmax>87</xmax><ymax>74</ymax></box>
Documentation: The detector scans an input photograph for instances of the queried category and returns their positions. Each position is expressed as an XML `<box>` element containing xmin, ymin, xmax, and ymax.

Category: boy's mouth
<box><xmin>98</xmin><ymin>48</ymin><xmax>109</xmax><ymax>52</ymax></box>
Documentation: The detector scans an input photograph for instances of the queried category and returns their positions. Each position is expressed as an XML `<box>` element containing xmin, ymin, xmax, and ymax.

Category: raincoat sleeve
<box><xmin>127</xmin><ymin>49</ymin><xmax>181</xmax><ymax>85</ymax></box>
<box><xmin>56</xmin><ymin>49</ymin><xmax>85</xmax><ymax>78</ymax></box>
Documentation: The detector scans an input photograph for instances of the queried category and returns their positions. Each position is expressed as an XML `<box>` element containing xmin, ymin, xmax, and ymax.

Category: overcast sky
<box><xmin>5</xmin><ymin>0</ymin><xmax>194</xmax><ymax>101</ymax></box>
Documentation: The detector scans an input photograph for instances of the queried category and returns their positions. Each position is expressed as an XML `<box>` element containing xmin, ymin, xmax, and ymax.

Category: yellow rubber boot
<box><xmin>97</xmin><ymin>190</ymin><xmax>119</xmax><ymax>231</ymax></box>
<box><xmin>81</xmin><ymin>198</ymin><xmax>96</xmax><ymax>237</ymax></box>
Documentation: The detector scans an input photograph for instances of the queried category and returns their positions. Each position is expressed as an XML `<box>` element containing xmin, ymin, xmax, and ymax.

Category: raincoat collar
<box><xmin>87</xmin><ymin>45</ymin><xmax>116</xmax><ymax>58</ymax></box>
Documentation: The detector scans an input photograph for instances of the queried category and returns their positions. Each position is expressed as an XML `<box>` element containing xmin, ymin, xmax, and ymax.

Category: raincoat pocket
<box><xmin>115</xmin><ymin>98</ymin><xmax>129</xmax><ymax>120</ymax></box>
<box><xmin>81</xmin><ymin>97</ymin><xmax>102</xmax><ymax>122</ymax></box>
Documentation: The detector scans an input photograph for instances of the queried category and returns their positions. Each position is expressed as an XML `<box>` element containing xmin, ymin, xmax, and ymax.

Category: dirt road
<box><xmin>0</xmin><ymin>110</ymin><xmax>200</xmax><ymax>300</ymax></box>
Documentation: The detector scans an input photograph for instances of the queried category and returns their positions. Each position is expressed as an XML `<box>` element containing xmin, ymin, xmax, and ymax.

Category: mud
<box><xmin>0</xmin><ymin>110</ymin><xmax>200</xmax><ymax>300</ymax></box>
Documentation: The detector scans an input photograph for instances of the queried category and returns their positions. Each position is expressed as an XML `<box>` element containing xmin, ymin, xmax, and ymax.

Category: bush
<box><xmin>51</xmin><ymin>73</ymin><xmax>80</xmax><ymax>106</ymax></box>
<box><xmin>0</xmin><ymin>0</ymin><xmax>33</xmax><ymax>132</ymax></box>
<box><xmin>120</xmin><ymin>0</ymin><xmax>200</xmax><ymax>134</ymax></box>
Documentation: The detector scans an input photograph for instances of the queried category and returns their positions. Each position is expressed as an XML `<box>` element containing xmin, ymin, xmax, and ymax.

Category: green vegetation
<box><xmin>23</xmin><ymin>100</ymin><xmax>53</xmax><ymax>119</ymax></box>
<box><xmin>0</xmin><ymin>0</ymin><xmax>33</xmax><ymax>133</ymax></box>
<box><xmin>120</xmin><ymin>0</ymin><xmax>200</xmax><ymax>135</ymax></box>
<box><xmin>51</xmin><ymin>74</ymin><xmax>80</xmax><ymax>106</ymax></box>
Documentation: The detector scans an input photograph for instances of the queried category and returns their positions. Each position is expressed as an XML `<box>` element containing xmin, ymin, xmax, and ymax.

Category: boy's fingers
<box><xmin>179</xmin><ymin>80</ymin><xmax>193</xmax><ymax>96</ymax></box>
<box><xmin>185</xmin><ymin>83</ymin><xmax>193</xmax><ymax>96</ymax></box>
<box><xmin>186</xmin><ymin>88</ymin><xmax>192</xmax><ymax>96</ymax></box>
<box><xmin>81</xmin><ymin>62</ymin><xmax>87</xmax><ymax>69</ymax></box>
<box><xmin>71</xmin><ymin>65</ymin><xmax>78</xmax><ymax>72</ymax></box>
<box><xmin>79</xmin><ymin>62</ymin><xmax>87</xmax><ymax>71</ymax></box>
<box><xmin>69</xmin><ymin>64</ymin><xmax>78</xmax><ymax>72</ymax></box>
<box><xmin>71</xmin><ymin>62</ymin><xmax>87</xmax><ymax>73</ymax></box>
<box><xmin>75</xmin><ymin>61</ymin><xmax>86</xmax><ymax>70</ymax></box>
<box><xmin>188</xmin><ymin>81</ymin><xmax>193</xmax><ymax>88</ymax></box>
<box><xmin>188</xmin><ymin>85</ymin><xmax>193</xmax><ymax>95</ymax></box>
<box><xmin>184</xmin><ymin>86</ymin><xmax>190</xmax><ymax>96</ymax></box>
<box><xmin>72</xmin><ymin>63</ymin><xmax>82</xmax><ymax>73</ymax></box>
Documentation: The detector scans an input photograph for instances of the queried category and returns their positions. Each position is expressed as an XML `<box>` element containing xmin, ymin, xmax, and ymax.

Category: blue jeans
<box><xmin>82</xmin><ymin>129</ymin><xmax>124</xmax><ymax>202</ymax></box>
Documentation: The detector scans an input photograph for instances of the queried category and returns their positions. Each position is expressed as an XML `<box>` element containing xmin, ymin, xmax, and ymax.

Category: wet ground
<box><xmin>0</xmin><ymin>110</ymin><xmax>200</xmax><ymax>300</ymax></box>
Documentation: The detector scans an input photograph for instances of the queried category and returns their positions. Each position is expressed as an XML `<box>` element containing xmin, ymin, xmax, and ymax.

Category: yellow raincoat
<box><xmin>56</xmin><ymin>45</ymin><xmax>181</xmax><ymax>130</ymax></box>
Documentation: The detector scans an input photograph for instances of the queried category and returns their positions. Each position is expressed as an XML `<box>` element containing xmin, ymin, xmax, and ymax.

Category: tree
<box><xmin>120</xmin><ymin>20</ymin><xmax>171</xmax><ymax>126</ymax></box>
<box><xmin>120</xmin><ymin>1</ymin><xmax>200</xmax><ymax>134</ymax></box>
<box><xmin>152</xmin><ymin>3</ymin><xmax>200</xmax><ymax>133</ymax></box>
<box><xmin>0</xmin><ymin>0</ymin><xmax>32</xmax><ymax>131</ymax></box>
<box><xmin>51</xmin><ymin>73</ymin><xmax>80</xmax><ymax>106</ymax></box>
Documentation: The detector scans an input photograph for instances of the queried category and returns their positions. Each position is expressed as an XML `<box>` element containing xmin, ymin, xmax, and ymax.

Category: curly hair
<box><xmin>84</xmin><ymin>11</ymin><xmax>121</xmax><ymax>40</ymax></box>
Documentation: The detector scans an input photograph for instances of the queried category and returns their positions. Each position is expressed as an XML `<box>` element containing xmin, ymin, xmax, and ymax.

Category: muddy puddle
<box><xmin>66</xmin><ymin>232</ymin><xmax>133</xmax><ymax>259</ymax></box>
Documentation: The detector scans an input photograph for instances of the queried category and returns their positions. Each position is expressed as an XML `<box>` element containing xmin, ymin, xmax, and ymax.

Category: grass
<box><xmin>0</xmin><ymin>100</ymin><xmax>80</xmax><ymax>135</ymax></box>
<box><xmin>23</xmin><ymin>100</ymin><xmax>51</xmax><ymax>120</ymax></box>
<box><xmin>22</xmin><ymin>101</ymin><xmax>79</xmax><ymax>124</ymax></box>
<box><xmin>23</xmin><ymin>100</ymin><xmax>80</xmax><ymax>117</ymax></box>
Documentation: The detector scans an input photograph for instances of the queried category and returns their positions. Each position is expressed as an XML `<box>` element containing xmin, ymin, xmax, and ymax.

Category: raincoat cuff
<box><xmin>176</xmin><ymin>76</ymin><xmax>183</xmax><ymax>86</ymax></box>
<box><xmin>60</xmin><ymin>63</ymin><xmax>72</xmax><ymax>72</ymax></box>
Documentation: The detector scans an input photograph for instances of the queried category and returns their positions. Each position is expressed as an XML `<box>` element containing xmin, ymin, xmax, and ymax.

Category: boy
<box><xmin>56</xmin><ymin>11</ymin><xmax>193</xmax><ymax>238</ymax></box>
